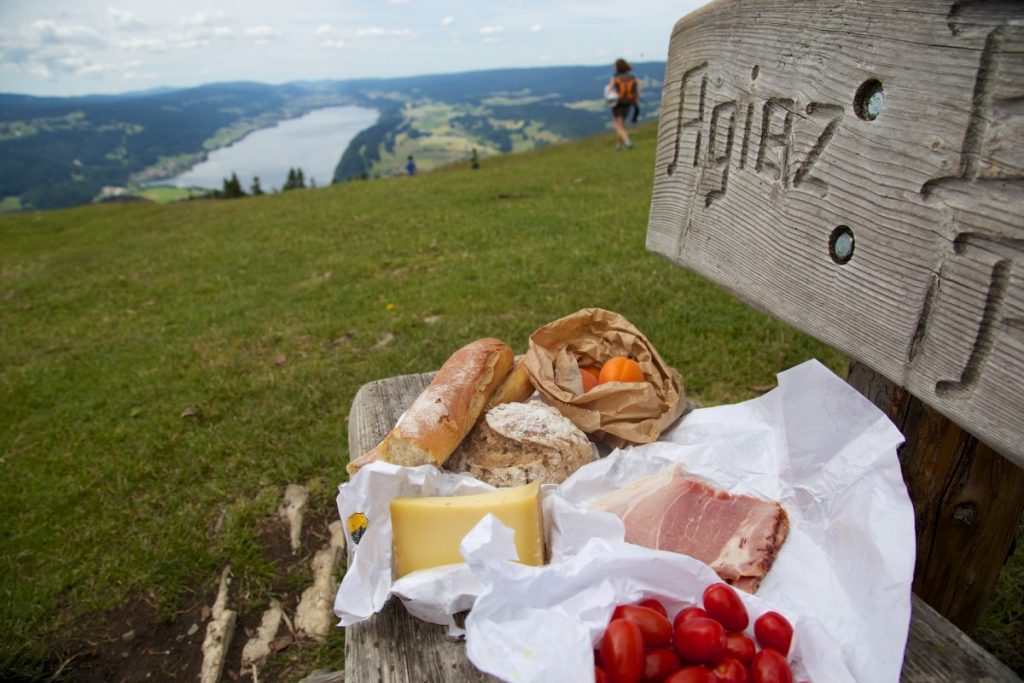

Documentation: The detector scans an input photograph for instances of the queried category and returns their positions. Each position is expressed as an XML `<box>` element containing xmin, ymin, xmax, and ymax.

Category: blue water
<box><xmin>163</xmin><ymin>105</ymin><xmax>378</xmax><ymax>191</ymax></box>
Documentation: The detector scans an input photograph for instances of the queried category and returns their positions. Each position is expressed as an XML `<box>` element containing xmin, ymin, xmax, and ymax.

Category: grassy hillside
<box><xmin>1</xmin><ymin>125</ymin><xmax>1018</xmax><ymax>680</ymax></box>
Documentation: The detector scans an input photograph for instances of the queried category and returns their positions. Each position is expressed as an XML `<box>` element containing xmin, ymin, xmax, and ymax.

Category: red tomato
<box><xmin>711</xmin><ymin>657</ymin><xmax>750</xmax><ymax>683</ymax></box>
<box><xmin>664</xmin><ymin>666</ymin><xmax>717</xmax><ymax>683</ymax></box>
<box><xmin>614</xmin><ymin>605</ymin><xmax>673</xmax><ymax>648</ymax></box>
<box><xmin>724</xmin><ymin>633</ymin><xmax>756</xmax><ymax>664</ymax></box>
<box><xmin>596</xmin><ymin>665</ymin><xmax>609</xmax><ymax>683</ymax></box>
<box><xmin>638</xmin><ymin>598</ymin><xmax>668</xmax><ymax>618</ymax></box>
<box><xmin>642</xmin><ymin>648</ymin><xmax>681</xmax><ymax>682</ymax></box>
<box><xmin>600</xmin><ymin>619</ymin><xmax>645</xmax><ymax>683</ymax></box>
<box><xmin>754</xmin><ymin>612</ymin><xmax>794</xmax><ymax>655</ymax></box>
<box><xmin>750</xmin><ymin>649</ymin><xmax>793</xmax><ymax>683</ymax></box>
<box><xmin>673</xmin><ymin>606</ymin><xmax>708</xmax><ymax>630</ymax></box>
<box><xmin>702</xmin><ymin>583</ymin><xmax>749</xmax><ymax>632</ymax></box>
<box><xmin>673</xmin><ymin>617</ymin><xmax>727</xmax><ymax>666</ymax></box>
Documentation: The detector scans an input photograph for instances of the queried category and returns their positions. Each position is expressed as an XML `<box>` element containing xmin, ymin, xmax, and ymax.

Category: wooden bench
<box><xmin>343</xmin><ymin>1</ymin><xmax>1023</xmax><ymax>680</ymax></box>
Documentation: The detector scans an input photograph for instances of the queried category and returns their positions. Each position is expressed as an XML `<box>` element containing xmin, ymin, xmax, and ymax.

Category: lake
<box><xmin>162</xmin><ymin>105</ymin><xmax>378</xmax><ymax>191</ymax></box>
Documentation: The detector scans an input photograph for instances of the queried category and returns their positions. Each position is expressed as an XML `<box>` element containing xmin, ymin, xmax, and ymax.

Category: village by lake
<box><xmin>160</xmin><ymin>105</ymin><xmax>378</xmax><ymax>192</ymax></box>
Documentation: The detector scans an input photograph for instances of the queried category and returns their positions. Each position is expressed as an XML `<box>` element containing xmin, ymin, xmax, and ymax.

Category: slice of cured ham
<box><xmin>589</xmin><ymin>466</ymin><xmax>789</xmax><ymax>592</ymax></box>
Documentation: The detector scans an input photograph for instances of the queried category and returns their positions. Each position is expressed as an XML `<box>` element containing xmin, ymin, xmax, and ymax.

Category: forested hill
<box><xmin>0</xmin><ymin>62</ymin><xmax>665</xmax><ymax>211</ymax></box>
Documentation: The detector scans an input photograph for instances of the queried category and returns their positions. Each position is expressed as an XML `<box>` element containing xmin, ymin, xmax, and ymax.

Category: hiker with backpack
<box><xmin>608</xmin><ymin>58</ymin><xmax>639</xmax><ymax>150</ymax></box>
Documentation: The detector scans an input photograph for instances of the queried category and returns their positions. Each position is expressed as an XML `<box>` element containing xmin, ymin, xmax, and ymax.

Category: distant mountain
<box><xmin>0</xmin><ymin>63</ymin><xmax>665</xmax><ymax>211</ymax></box>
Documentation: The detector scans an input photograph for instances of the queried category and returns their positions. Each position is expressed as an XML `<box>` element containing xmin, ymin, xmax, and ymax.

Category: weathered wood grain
<box><xmin>343</xmin><ymin>373</ymin><xmax>1021</xmax><ymax>682</ymax></box>
<box><xmin>848</xmin><ymin>361</ymin><xmax>1024</xmax><ymax>632</ymax></box>
<box><xmin>647</xmin><ymin>0</ymin><xmax>1024</xmax><ymax>466</ymax></box>
<box><xmin>345</xmin><ymin>372</ymin><xmax>496</xmax><ymax>683</ymax></box>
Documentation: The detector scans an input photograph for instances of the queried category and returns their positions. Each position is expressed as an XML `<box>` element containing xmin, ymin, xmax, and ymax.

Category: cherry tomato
<box><xmin>600</xmin><ymin>619</ymin><xmax>645</xmax><ymax>683</ymax></box>
<box><xmin>673</xmin><ymin>616</ymin><xmax>727</xmax><ymax>666</ymax></box>
<box><xmin>750</xmin><ymin>649</ymin><xmax>793</xmax><ymax>683</ymax></box>
<box><xmin>711</xmin><ymin>657</ymin><xmax>750</xmax><ymax>683</ymax></box>
<box><xmin>754</xmin><ymin>612</ymin><xmax>794</xmax><ymax>656</ymax></box>
<box><xmin>702</xmin><ymin>583</ymin><xmax>749</xmax><ymax>632</ymax></box>
<box><xmin>614</xmin><ymin>605</ymin><xmax>673</xmax><ymax>647</ymax></box>
<box><xmin>673</xmin><ymin>606</ymin><xmax>708</xmax><ymax>630</ymax></box>
<box><xmin>642</xmin><ymin>647</ymin><xmax>681</xmax><ymax>682</ymax></box>
<box><xmin>664</xmin><ymin>666</ymin><xmax>717</xmax><ymax>683</ymax></box>
<box><xmin>723</xmin><ymin>633</ymin><xmax>756</xmax><ymax>664</ymax></box>
<box><xmin>638</xmin><ymin>598</ymin><xmax>668</xmax><ymax>618</ymax></box>
<box><xmin>596</xmin><ymin>666</ymin><xmax>609</xmax><ymax>683</ymax></box>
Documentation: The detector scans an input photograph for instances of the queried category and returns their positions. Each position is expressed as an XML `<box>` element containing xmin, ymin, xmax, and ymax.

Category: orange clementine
<box><xmin>599</xmin><ymin>356</ymin><xmax>644</xmax><ymax>384</ymax></box>
<box><xmin>580</xmin><ymin>365</ymin><xmax>601</xmax><ymax>392</ymax></box>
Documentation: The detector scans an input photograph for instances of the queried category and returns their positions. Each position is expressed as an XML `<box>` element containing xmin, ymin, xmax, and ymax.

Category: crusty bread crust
<box><xmin>485</xmin><ymin>356</ymin><xmax>535</xmax><ymax>409</ymax></box>
<box><xmin>346</xmin><ymin>338</ymin><xmax>514</xmax><ymax>475</ymax></box>
<box><xmin>446</xmin><ymin>401</ymin><xmax>596</xmax><ymax>487</ymax></box>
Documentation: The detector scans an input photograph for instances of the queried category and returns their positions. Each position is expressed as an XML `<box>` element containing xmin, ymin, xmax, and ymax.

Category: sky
<box><xmin>0</xmin><ymin>1</ymin><xmax>711</xmax><ymax>97</ymax></box>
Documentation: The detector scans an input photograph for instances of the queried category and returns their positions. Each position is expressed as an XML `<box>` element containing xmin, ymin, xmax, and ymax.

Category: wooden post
<box><xmin>848</xmin><ymin>361</ymin><xmax>1024</xmax><ymax>632</ymax></box>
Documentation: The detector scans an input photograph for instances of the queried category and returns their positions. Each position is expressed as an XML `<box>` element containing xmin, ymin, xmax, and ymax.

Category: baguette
<box><xmin>346</xmin><ymin>338</ymin><xmax>515</xmax><ymax>475</ymax></box>
<box><xmin>485</xmin><ymin>356</ymin><xmax>535</xmax><ymax>408</ymax></box>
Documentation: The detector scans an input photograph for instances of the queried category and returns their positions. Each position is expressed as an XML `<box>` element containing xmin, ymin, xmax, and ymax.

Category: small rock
<box><xmin>121</xmin><ymin>629</ymin><xmax>136</xmax><ymax>642</ymax></box>
<box><xmin>371</xmin><ymin>332</ymin><xmax>394</xmax><ymax>350</ymax></box>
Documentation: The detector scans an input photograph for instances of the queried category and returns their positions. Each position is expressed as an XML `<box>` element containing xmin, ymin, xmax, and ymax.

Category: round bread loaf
<box><xmin>446</xmin><ymin>400</ymin><xmax>596</xmax><ymax>487</ymax></box>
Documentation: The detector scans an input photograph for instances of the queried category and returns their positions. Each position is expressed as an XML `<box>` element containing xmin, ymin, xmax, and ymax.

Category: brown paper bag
<box><xmin>523</xmin><ymin>308</ymin><xmax>686</xmax><ymax>447</ymax></box>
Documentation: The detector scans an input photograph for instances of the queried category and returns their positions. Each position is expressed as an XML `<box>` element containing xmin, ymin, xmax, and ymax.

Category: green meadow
<box><xmin>1</xmin><ymin>124</ymin><xmax>1019</xmax><ymax>679</ymax></box>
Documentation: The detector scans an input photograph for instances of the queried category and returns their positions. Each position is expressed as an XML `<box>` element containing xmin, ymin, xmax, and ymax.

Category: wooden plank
<box><xmin>345</xmin><ymin>372</ymin><xmax>496</xmax><ymax>683</ymax></box>
<box><xmin>904</xmin><ymin>595</ymin><xmax>1021</xmax><ymax>682</ymax></box>
<box><xmin>343</xmin><ymin>373</ymin><xmax>1021</xmax><ymax>682</ymax></box>
<box><xmin>848</xmin><ymin>361</ymin><xmax>1024</xmax><ymax>631</ymax></box>
<box><xmin>646</xmin><ymin>0</ymin><xmax>1024</xmax><ymax>466</ymax></box>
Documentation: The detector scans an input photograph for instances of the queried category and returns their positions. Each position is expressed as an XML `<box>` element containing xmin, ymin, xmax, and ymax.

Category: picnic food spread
<box><xmin>346</xmin><ymin>308</ymin><xmax>792</xmax><ymax>587</ymax></box>
<box><xmin>336</xmin><ymin>307</ymin><xmax>852</xmax><ymax>682</ymax></box>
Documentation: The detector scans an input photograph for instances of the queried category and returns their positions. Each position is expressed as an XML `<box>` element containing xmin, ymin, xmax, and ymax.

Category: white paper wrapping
<box><xmin>334</xmin><ymin>359</ymin><xmax>914</xmax><ymax>683</ymax></box>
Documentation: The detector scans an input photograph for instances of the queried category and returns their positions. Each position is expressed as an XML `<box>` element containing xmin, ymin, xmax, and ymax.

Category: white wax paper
<box><xmin>334</xmin><ymin>359</ymin><xmax>914</xmax><ymax>683</ymax></box>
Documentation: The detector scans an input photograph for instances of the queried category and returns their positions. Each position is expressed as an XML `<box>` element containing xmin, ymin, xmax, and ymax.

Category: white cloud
<box><xmin>212</xmin><ymin>26</ymin><xmax>233</xmax><ymax>37</ymax></box>
<box><xmin>181</xmin><ymin>11</ymin><xmax>226</xmax><ymax>28</ymax></box>
<box><xmin>440</xmin><ymin>16</ymin><xmax>454</xmax><ymax>27</ymax></box>
<box><xmin>389</xmin><ymin>0</ymin><xmax>411</xmax><ymax>4</ymax></box>
<box><xmin>29</xmin><ymin>20</ymin><xmax>106</xmax><ymax>47</ymax></box>
<box><xmin>479</xmin><ymin>26</ymin><xmax>504</xmax><ymax>35</ymax></box>
<box><xmin>107</xmin><ymin>7</ymin><xmax>147</xmax><ymax>31</ymax></box>
<box><xmin>352</xmin><ymin>27</ymin><xmax>414</xmax><ymax>39</ymax></box>
<box><xmin>315</xmin><ymin>24</ymin><xmax>334</xmax><ymax>36</ymax></box>
<box><xmin>244</xmin><ymin>25</ymin><xmax>279</xmax><ymax>39</ymax></box>
<box><xmin>118</xmin><ymin>37</ymin><xmax>167</xmax><ymax>52</ymax></box>
<box><xmin>530</xmin><ymin>24</ymin><xmax>543</xmax><ymax>32</ymax></box>
<box><xmin>244</xmin><ymin>25</ymin><xmax>280</xmax><ymax>45</ymax></box>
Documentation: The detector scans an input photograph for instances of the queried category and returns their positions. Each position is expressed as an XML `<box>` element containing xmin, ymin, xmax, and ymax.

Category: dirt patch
<box><xmin>47</xmin><ymin>502</ymin><xmax>340</xmax><ymax>683</ymax></box>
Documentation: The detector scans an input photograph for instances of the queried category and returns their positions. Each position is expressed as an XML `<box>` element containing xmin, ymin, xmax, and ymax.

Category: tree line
<box><xmin>215</xmin><ymin>167</ymin><xmax>314</xmax><ymax>199</ymax></box>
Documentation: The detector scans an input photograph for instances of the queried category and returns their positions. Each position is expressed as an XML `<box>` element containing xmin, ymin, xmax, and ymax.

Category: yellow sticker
<box><xmin>347</xmin><ymin>512</ymin><xmax>368</xmax><ymax>545</ymax></box>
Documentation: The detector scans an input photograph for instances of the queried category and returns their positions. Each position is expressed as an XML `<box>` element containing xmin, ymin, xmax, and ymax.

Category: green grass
<box><xmin>2</xmin><ymin>124</ymin><xmax>1016</xmax><ymax>679</ymax></box>
<box><xmin>134</xmin><ymin>185</ymin><xmax>196</xmax><ymax>204</ymax></box>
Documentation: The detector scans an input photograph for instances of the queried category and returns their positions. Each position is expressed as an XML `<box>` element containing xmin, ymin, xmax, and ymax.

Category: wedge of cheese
<box><xmin>390</xmin><ymin>480</ymin><xmax>545</xmax><ymax>578</ymax></box>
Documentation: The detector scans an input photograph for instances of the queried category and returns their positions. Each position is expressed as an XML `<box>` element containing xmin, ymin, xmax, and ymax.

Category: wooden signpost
<box><xmin>646</xmin><ymin>0</ymin><xmax>1024</xmax><ymax>637</ymax></box>
<box><xmin>647</xmin><ymin>0</ymin><xmax>1023</xmax><ymax>466</ymax></box>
